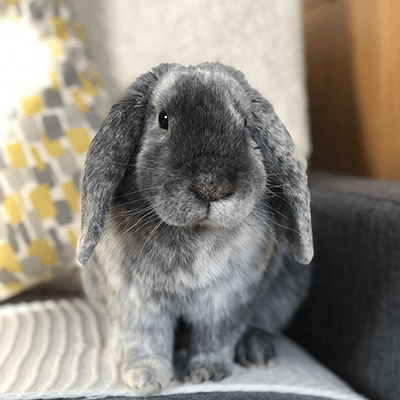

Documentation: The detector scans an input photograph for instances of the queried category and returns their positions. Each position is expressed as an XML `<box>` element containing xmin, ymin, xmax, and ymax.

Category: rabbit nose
<box><xmin>190</xmin><ymin>175</ymin><xmax>236</xmax><ymax>202</ymax></box>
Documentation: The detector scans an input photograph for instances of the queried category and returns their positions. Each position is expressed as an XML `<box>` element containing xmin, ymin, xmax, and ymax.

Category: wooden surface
<box><xmin>304</xmin><ymin>0</ymin><xmax>400</xmax><ymax>181</ymax></box>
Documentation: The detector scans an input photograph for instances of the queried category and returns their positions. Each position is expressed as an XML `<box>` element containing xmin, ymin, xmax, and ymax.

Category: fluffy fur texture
<box><xmin>78</xmin><ymin>63</ymin><xmax>313</xmax><ymax>395</ymax></box>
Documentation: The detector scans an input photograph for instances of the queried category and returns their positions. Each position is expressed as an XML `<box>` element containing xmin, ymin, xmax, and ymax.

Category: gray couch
<box><xmin>288</xmin><ymin>171</ymin><xmax>400</xmax><ymax>400</ymax></box>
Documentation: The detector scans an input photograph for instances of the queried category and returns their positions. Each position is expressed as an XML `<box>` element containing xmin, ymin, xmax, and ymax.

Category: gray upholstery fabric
<box><xmin>288</xmin><ymin>171</ymin><xmax>400</xmax><ymax>400</ymax></box>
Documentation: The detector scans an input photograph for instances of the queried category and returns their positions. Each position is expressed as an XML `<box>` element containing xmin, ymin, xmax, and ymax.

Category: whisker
<box><xmin>136</xmin><ymin>219</ymin><xmax>165</xmax><ymax>262</ymax></box>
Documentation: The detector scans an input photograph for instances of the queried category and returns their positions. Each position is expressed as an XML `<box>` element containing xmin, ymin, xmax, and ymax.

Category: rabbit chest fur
<box><xmin>78</xmin><ymin>63</ymin><xmax>313</xmax><ymax>395</ymax></box>
<box><xmin>91</xmin><ymin>202</ymin><xmax>273</xmax><ymax>313</ymax></box>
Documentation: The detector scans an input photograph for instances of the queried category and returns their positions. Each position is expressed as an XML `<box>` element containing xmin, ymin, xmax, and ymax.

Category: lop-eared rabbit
<box><xmin>78</xmin><ymin>63</ymin><xmax>313</xmax><ymax>395</ymax></box>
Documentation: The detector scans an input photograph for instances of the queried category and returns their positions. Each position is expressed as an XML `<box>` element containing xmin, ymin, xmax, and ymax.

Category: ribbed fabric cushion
<box><xmin>0</xmin><ymin>298</ymin><xmax>367</xmax><ymax>400</ymax></box>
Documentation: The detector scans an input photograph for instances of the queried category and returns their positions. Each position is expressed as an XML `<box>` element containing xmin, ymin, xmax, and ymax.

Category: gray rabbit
<box><xmin>78</xmin><ymin>63</ymin><xmax>313</xmax><ymax>395</ymax></box>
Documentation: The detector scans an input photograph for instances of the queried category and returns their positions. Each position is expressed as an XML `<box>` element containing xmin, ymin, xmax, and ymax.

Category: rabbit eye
<box><xmin>244</xmin><ymin>118</ymin><xmax>247</xmax><ymax>128</ymax></box>
<box><xmin>158</xmin><ymin>110</ymin><xmax>169</xmax><ymax>130</ymax></box>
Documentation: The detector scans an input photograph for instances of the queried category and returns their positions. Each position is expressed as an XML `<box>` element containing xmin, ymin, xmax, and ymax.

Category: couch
<box><xmin>1</xmin><ymin>1</ymin><xmax>398</xmax><ymax>399</ymax></box>
<box><xmin>288</xmin><ymin>171</ymin><xmax>400</xmax><ymax>400</ymax></box>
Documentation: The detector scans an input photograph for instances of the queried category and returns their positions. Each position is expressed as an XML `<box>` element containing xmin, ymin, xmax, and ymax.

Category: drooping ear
<box><xmin>217</xmin><ymin>64</ymin><xmax>313</xmax><ymax>264</ymax></box>
<box><xmin>251</xmin><ymin>103</ymin><xmax>314</xmax><ymax>265</ymax></box>
<box><xmin>78</xmin><ymin>64</ymin><xmax>179</xmax><ymax>265</ymax></box>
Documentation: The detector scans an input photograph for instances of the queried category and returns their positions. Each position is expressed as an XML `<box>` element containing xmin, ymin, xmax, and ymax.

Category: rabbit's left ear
<box><xmin>218</xmin><ymin>64</ymin><xmax>313</xmax><ymax>264</ymax></box>
<box><xmin>251</xmin><ymin>103</ymin><xmax>314</xmax><ymax>264</ymax></box>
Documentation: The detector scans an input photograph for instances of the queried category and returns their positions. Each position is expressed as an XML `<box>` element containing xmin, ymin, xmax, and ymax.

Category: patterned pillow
<box><xmin>0</xmin><ymin>0</ymin><xmax>110</xmax><ymax>301</ymax></box>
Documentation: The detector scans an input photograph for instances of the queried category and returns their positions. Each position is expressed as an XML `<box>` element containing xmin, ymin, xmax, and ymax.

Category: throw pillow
<box><xmin>0</xmin><ymin>0</ymin><xmax>110</xmax><ymax>301</ymax></box>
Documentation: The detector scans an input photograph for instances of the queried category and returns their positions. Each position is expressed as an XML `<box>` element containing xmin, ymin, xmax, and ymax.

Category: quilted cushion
<box><xmin>0</xmin><ymin>298</ymin><xmax>367</xmax><ymax>400</ymax></box>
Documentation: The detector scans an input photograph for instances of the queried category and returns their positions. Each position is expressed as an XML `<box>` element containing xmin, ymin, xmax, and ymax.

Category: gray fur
<box><xmin>78</xmin><ymin>63</ymin><xmax>313</xmax><ymax>395</ymax></box>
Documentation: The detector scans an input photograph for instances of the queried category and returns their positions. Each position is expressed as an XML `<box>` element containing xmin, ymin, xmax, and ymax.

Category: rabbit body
<box><xmin>78</xmin><ymin>63</ymin><xmax>313</xmax><ymax>394</ymax></box>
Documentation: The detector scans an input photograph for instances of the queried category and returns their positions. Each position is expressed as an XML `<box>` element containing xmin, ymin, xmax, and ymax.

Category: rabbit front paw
<box><xmin>183</xmin><ymin>353</ymin><xmax>232</xmax><ymax>383</ymax></box>
<box><xmin>120</xmin><ymin>357</ymin><xmax>173</xmax><ymax>395</ymax></box>
<box><xmin>235</xmin><ymin>327</ymin><xmax>276</xmax><ymax>366</ymax></box>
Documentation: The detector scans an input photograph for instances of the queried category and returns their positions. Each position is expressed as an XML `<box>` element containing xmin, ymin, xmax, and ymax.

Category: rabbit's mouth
<box><xmin>197</xmin><ymin>216</ymin><xmax>220</xmax><ymax>228</ymax></box>
<box><xmin>153</xmin><ymin>186</ymin><xmax>258</xmax><ymax>231</ymax></box>
<box><xmin>180</xmin><ymin>216</ymin><xmax>221</xmax><ymax>231</ymax></box>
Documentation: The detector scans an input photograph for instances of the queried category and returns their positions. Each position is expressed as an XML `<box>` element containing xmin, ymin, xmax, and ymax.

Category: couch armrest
<box><xmin>287</xmin><ymin>171</ymin><xmax>400</xmax><ymax>400</ymax></box>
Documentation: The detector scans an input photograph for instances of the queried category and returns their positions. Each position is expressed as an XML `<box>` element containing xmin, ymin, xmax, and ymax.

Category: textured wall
<box><xmin>69</xmin><ymin>0</ymin><xmax>311</xmax><ymax>164</ymax></box>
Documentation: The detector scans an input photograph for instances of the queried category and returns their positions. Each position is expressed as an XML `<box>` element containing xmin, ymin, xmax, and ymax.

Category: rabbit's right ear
<box><xmin>78</xmin><ymin>99</ymin><xmax>142</xmax><ymax>265</ymax></box>
<box><xmin>78</xmin><ymin>64</ymin><xmax>177</xmax><ymax>265</ymax></box>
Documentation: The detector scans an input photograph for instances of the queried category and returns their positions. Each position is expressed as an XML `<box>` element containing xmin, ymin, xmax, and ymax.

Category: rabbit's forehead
<box><xmin>151</xmin><ymin>68</ymin><xmax>250</xmax><ymax>119</ymax></box>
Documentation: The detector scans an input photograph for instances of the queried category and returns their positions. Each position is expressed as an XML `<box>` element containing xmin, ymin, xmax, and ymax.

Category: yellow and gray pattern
<box><xmin>0</xmin><ymin>0</ymin><xmax>109</xmax><ymax>300</ymax></box>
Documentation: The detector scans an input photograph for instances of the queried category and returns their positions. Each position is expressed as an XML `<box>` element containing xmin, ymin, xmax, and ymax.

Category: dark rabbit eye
<box><xmin>158</xmin><ymin>110</ymin><xmax>169</xmax><ymax>130</ymax></box>
<box><xmin>244</xmin><ymin>118</ymin><xmax>247</xmax><ymax>128</ymax></box>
